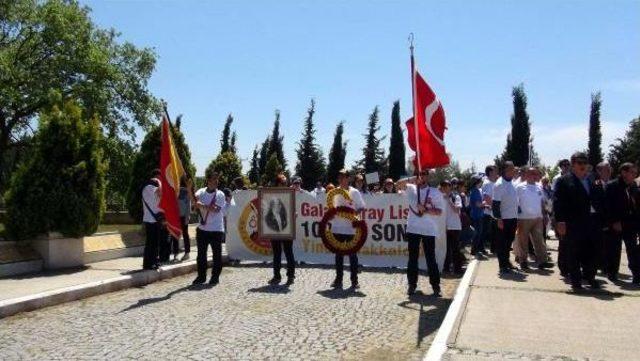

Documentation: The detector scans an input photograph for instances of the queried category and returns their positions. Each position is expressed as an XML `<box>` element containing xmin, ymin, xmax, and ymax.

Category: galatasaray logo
<box><xmin>237</xmin><ymin>197</ymin><xmax>272</xmax><ymax>255</ymax></box>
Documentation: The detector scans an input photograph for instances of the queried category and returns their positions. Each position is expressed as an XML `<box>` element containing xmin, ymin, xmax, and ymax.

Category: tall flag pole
<box><xmin>409</xmin><ymin>33</ymin><xmax>422</xmax><ymax>176</ymax></box>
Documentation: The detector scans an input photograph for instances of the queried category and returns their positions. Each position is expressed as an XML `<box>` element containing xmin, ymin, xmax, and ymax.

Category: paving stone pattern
<box><xmin>0</xmin><ymin>265</ymin><xmax>460</xmax><ymax>360</ymax></box>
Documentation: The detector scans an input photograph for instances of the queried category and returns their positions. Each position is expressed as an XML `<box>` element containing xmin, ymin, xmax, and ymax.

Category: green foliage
<box><xmin>588</xmin><ymin>92</ymin><xmax>603</xmax><ymax>167</ymax></box>
<box><xmin>608</xmin><ymin>116</ymin><xmax>640</xmax><ymax>174</ymax></box>
<box><xmin>326</xmin><ymin>121</ymin><xmax>347</xmax><ymax>185</ymax></box>
<box><xmin>103</xmin><ymin>136</ymin><xmax>135</xmax><ymax>211</ymax></box>
<box><xmin>430</xmin><ymin>158</ymin><xmax>462</xmax><ymax>186</ymax></box>
<box><xmin>498</xmin><ymin>84</ymin><xmax>534</xmax><ymax>166</ymax></box>
<box><xmin>0</xmin><ymin>0</ymin><xmax>160</xmax><ymax>191</ymax></box>
<box><xmin>261</xmin><ymin>153</ymin><xmax>283</xmax><ymax>186</ymax></box>
<box><xmin>126</xmin><ymin>117</ymin><xmax>195</xmax><ymax>222</ymax></box>
<box><xmin>220</xmin><ymin>114</ymin><xmax>233</xmax><ymax>153</ymax></box>
<box><xmin>388</xmin><ymin>100</ymin><xmax>406</xmax><ymax>180</ymax></box>
<box><xmin>230</xmin><ymin>131</ymin><xmax>237</xmax><ymax>154</ymax></box>
<box><xmin>205</xmin><ymin>151</ymin><xmax>243</xmax><ymax>189</ymax></box>
<box><xmin>4</xmin><ymin>101</ymin><xmax>106</xmax><ymax>240</ymax></box>
<box><xmin>258</xmin><ymin>136</ymin><xmax>270</xmax><ymax>182</ymax></box>
<box><xmin>295</xmin><ymin>100</ymin><xmax>326</xmax><ymax>190</ymax></box>
<box><xmin>248</xmin><ymin>146</ymin><xmax>260</xmax><ymax>186</ymax></box>
<box><xmin>268</xmin><ymin>110</ymin><xmax>288</xmax><ymax>173</ymax></box>
<box><xmin>358</xmin><ymin>106</ymin><xmax>387</xmax><ymax>174</ymax></box>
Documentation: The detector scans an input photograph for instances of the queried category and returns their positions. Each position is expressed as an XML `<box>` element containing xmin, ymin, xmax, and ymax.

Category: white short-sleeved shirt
<box><xmin>493</xmin><ymin>177</ymin><xmax>518</xmax><ymax>219</ymax></box>
<box><xmin>195</xmin><ymin>188</ymin><xmax>227</xmax><ymax>232</ymax></box>
<box><xmin>142</xmin><ymin>184</ymin><xmax>161</xmax><ymax>223</ymax></box>
<box><xmin>481</xmin><ymin>179</ymin><xmax>495</xmax><ymax>216</ymax></box>
<box><xmin>516</xmin><ymin>183</ymin><xmax>543</xmax><ymax>219</ymax></box>
<box><xmin>404</xmin><ymin>184</ymin><xmax>445</xmax><ymax>237</ymax></box>
<box><xmin>445</xmin><ymin>193</ymin><xmax>462</xmax><ymax>230</ymax></box>
<box><xmin>330</xmin><ymin>186</ymin><xmax>366</xmax><ymax>235</ymax></box>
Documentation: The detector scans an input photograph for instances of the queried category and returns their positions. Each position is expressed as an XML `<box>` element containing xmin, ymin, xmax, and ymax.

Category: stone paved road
<box><xmin>0</xmin><ymin>265</ymin><xmax>459</xmax><ymax>361</ymax></box>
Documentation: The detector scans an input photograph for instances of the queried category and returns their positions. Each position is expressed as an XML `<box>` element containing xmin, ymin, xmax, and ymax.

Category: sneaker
<box><xmin>285</xmin><ymin>277</ymin><xmax>295</xmax><ymax>286</ymax></box>
<box><xmin>331</xmin><ymin>279</ymin><xmax>343</xmax><ymax>289</ymax></box>
<box><xmin>209</xmin><ymin>277</ymin><xmax>219</xmax><ymax>286</ymax></box>
<box><xmin>192</xmin><ymin>276</ymin><xmax>206</xmax><ymax>285</ymax></box>
<box><xmin>520</xmin><ymin>262</ymin><xmax>530</xmax><ymax>271</ymax></box>
<box><xmin>407</xmin><ymin>285</ymin><xmax>417</xmax><ymax>295</ymax></box>
<box><xmin>499</xmin><ymin>268</ymin><xmax>512</xmax><ymax>275</ymax></box>
<box><xmin>268</xmin><ymin>277</ymin><xmax>282</xmax><ymax>285</ymax></box>
<box><xmin>181</xmin><ymin>253</ymin><xmax>191</xmax><ymax>261</ymax></box>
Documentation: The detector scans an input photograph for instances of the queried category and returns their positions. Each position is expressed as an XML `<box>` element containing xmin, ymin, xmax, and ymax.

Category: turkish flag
<box><xmin>159</xmin><ymin>116</ymin><xmax>185</xmax><ymax>238</ymax></box>
<box><xmin>406</xmin><ymin>71</ymin><xmax>450</xmax><ymax>170</ymax></box>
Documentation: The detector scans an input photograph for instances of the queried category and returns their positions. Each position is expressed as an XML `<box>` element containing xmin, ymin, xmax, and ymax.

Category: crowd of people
<box><xmin>140</xmin><ymin>151</ymin><xmax>640</xmax><ymax>295</ymax></box>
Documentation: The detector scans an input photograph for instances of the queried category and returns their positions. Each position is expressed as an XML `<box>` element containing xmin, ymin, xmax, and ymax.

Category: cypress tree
<box><xmin>327</xmin><ymin>121</ymin><xmax>347</xmax><ymax>184</ymax></box>
<box><xmin>220</xmin><ymin>114</ymin><xmax>233</xmax><ymax>153</ymax></box>
<box><xmin>358</xmin><ymin>106</ymin><xmax>387</xmax><ymax>174</ymax></box>
<box><xmin>258</xmin><ymin>136</ymin><xmax>270</xmax><ymax>182</ymax></box>
<box><xmin>295</xmin><ymin>99</ymin><xmax>327</xmax><ymax>190</ymax></box>
<box><xmin>248</xmin><ymin>146</ymin><xmax>260</xmax><ymax>186</ymax></box>
<box><xmin>268</xmin><ymin>110</ymin><xmax>287</xmax><ymax>173</ymax></box>
<box><xmin>388</xmin><ymin>100</ymin><xmax>406</xmax><ymax>180</ymax></box>
<box><xmin>588</xmin><ymin>92</ymin><xmax>603</xmax><ymax>167</ymax></box>
<box><xmin>499</xmin><ymin>84</ymin><xmax>533</xmax><ymax>166</ymax></box>
<box><xmin>230</xmin><ymin>131</ymin><xmax>238</xmax><ymax>154</ymax></box>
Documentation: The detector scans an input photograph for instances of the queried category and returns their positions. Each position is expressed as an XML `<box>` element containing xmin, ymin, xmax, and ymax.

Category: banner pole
<box><xmin>409</xmin><ymin>33</ymin><xmax>422</xmax><ymax>206</ymax></box>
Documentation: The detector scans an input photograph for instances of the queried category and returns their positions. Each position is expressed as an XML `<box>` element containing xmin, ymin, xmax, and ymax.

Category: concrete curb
<box><xmin>0</xmin><ymin>255</ymin><xmax>226</xmax><ymax>319</ymax></box>
<box><xmin>423</xmin><ymin>259</ymin><xmax>479</xmax><ymax>361</ymax></box>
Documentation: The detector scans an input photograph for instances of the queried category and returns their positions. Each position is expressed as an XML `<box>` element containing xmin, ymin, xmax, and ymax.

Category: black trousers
<box><xmin>334</xmin><ymin>233</ymin><xmax>359</xmax><ymax>283</ymax></box>
<box><xmin>482</xmin><ymin>215</ymin><xmax>498</xmax><ymax>253</ymax></box>
<box><xmin>444</xmin><ymin>230</ymin><xmax>462</xmax><ymax>272</ymax></box>
<box><xmin>196</xmin><ymin>229</ymin><xmax>224</xmax><ymax>280</ymax></box>
<box><xmin>143</xmin><ymin>222</ymin><xmax>160</xmax><ymax>269</ymax></box>
<box><xmin>271</xmin><ymin>240</ymin><xmax>295</xmax><ymax>279</ymax></box>
<box><xmin>406</xmin><ymin>233</ymin><xmax>441</xmax><ymax>290</ymax></box>
<box><xmin>497</xmin><ymin>218</ymin><xmax>517</xmax><ymax>270</ymax></box>
<box><xmin>158</xmin><ymin>227</ymin><xmax>171</xmax><ymax>262</ymax></box>
<box><xmin>606</xmin><ymin>223</ymin><xmax>640</xmax><ymax>278</ymax></box>
<box><xmin>181</xmin><ymin>216</ymin><xmax>191</xmax><ymax>254</ymax></box>
<box><xmin>565</xmin><ymin>219</ymin><xmax>598</xmax><ymax>286</ymax></box>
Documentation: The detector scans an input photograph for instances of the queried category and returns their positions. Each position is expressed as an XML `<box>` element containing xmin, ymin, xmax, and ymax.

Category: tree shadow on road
<box><xmin>316</xmin><ymin>288</ymin><xmax>366</xmax><ymax>299</ymax></box>
<box><xmin>397</xmin><ymin>292</ymin><xmax>451</xmax><ymax>348</ymax></box>
<box><xmin>247</xmin><ymin>284</ymin><xmax>291</xmax><ymax>294</ymax></box>
<box><xmin>118</xmin><ymin>285</ymin><xmax>193</xmax><ymax>313</ymax></box>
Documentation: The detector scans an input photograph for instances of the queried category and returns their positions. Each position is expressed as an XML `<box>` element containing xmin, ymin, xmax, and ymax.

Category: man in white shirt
<box><xmin>481</xmin><ymin>165</ymin><xmax>499</xmax><ymax>254</ymax></box>
<box><xmin>397</xmin><ymin>170</ymin><xmax>444</xmax><ymax>297</ymax></box>
<box><xmin>330</xmin><ymin>169</ymin><xmax>366</xmax><ymax>290</ymax></box>
<box><xmin>493</xmin><ymin>161</ymin><xmax>519</xmax><ymax>274</ymax></box>
<box><xmin>192</xmin><ymin>171</ymin><xmax>230</xmax><ymax>286</ymax></box>
<box><xmin>441</xmin><ymin>180</ymin><xmax>463</xmax><ymax>275</ymax></box>
<box><xmin>142</xmin><ymin>169</ymin><xmax>163</xmax><ymax>270</ymax></box>
<box><xmin>312</xmin><ymin>181</ymin><xmax>326</xmax><ymax>198</ymax></box>
<box><xmin>516</xmin><ymin>167</ymin><xmax>552</xmax><ymax>270</ymax></box>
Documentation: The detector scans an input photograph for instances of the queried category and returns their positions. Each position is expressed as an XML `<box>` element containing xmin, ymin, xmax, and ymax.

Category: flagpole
<box><xmin>409</xmin><ymin>33</ymin><xmax>423</xmax><ymax>208</ymax></box>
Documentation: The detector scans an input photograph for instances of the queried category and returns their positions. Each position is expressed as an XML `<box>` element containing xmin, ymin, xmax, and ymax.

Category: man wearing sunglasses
<box><xmin>553</xmin><ymin>152</ymin><xmax>601</xmax><ymax>291</ymax></box>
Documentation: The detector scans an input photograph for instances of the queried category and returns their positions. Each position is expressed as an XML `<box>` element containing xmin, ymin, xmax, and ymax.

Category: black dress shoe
<box><xmin>209</xmin><ymin>277</ymin><xmax>219</xmax><ymax>286</ymax></box>
<box><xmin>192</xmin><ymin>276</ymin><xmax>206</xmax><ymax>285</ymax></box>
<box><xmin>589</xmin><ymin>280</ymin><xmax>601</xmax><ymax>289</ymax></box>
<box><xmin>432</xmin><ymin>288</ymin><xmax>442</xmax><ymax>298</ymax></box>
<box><xmin>268</xmin><ymin>277</ymin><xmax>281</xmax><ymax>285</ymax></box>
<box><xmin>607</xmin><ymin>274</ymin><xmax>618</xmax><ymax>283</ymax></box>
<box><xmin>351</xmin><ymin>281</ymin><xmax>360</xmax><ymax>290</ymax></box>
<box><xmin>571</xmin><ymin>284</ymin><xmax>584</xmax><ymax>292</ymax></box>
<box><xmin>538</xmin><ymin>262</ymin><xmax>553</xmax><ymax>269</ymax></box>
<box><xmin>407</xmin><ymin>285</ymin><xmax>417</xmax><ymax>295</ymax></box>
<box><xmin>330</xmin><ymin>279</ymin><xmax>343</xmax><ymax>289</ymax></box>
<box><xmin>633</xmin><ymin>276</ymin><xmax>640</xmax><ymax>285</ymax></box>
<box><xmin>499</xmin><ymin>268</ymin><xmax>512</xmax><ymax>275</ymax></box>
<box><xmin>285</xmin><ymin>277</ymin><xmax>295</xmax><ymax>286</ymax></box>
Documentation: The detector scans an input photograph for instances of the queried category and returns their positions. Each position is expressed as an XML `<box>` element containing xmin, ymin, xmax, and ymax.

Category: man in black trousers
<box><xmin>553</xmin><ymin>152</ymin><xmax>601</xmax><ymax>291</ymax></box>
<box><xmin>492</xmin><ymin>161</ymin><xmax>518</xmax><ymax>274</ymax></box>
<box><xmin>141</xmin><ymin>169</ymin><xmax>164</xmax><ymax>270</ymax></box>
<box><xmin>604</xmin><ymin>162</ymin><xmax>640</xmax><ymax>283</ymax></box>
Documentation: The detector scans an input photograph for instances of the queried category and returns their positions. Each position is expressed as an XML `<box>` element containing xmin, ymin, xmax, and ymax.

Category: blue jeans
<box><xmin>471</xmin><ymin>218</ymin><xmax>484</xmax><ymax>254</ymax></box>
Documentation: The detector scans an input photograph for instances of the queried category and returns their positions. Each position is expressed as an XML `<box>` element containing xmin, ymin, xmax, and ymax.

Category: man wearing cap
<box><xmin>554</xmin><ymin>152</ymin><xmax>601</xmax><ymax>291</ymax></box>
<box><xmin>142</xmin><ymin>169</ymin><xmax>164</xmax><ymax>270</ymax></box>
<box><xmin>330</xmin><ymin>169</ymin><xmax>366</xmax><ymax>289</ymax></box>
<box><xmin>397</xmin><ymin>170</ymin><xmax>444</xmax><ymax>296</ymax></box>
<box><xmin>192</xmin><ymin>171</ymin><xmax>229</xmax><ymax>285</ymax></box>
<box><xmin>492</xmin><ymin>161</ymin><xmax>518</xmax><ymax>274</ymax></box>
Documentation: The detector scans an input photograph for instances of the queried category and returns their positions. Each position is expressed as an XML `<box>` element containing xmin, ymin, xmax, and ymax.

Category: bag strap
<box><xmin>142</xmin><ymin>197</ymin><xmax>160</xmax><ymax>222</ymax></box>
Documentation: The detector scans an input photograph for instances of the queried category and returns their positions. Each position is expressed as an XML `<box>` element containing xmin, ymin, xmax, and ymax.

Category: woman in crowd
<box><xmin>382</xmin><ymin>178</ymin><xmax>396</xmax><ymax>194</ymax></box>
<box><xmin>353</xmin><ymin>174</ymin><xmax>368</xmax><ymax>194</ymax></box>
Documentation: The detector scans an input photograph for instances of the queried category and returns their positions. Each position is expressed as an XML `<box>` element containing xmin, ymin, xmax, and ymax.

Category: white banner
<box><xmin>226</xmin><ymin>190</ymin><xmax>447</xmax><ymax>271</ymax></box>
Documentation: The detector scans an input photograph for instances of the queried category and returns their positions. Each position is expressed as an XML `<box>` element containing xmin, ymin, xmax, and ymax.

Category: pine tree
<box><xmin>295</xmin><ymin>100</ymin><xmax>327</xmax><ymax>189</ymax></box>
<box><xmin>358</xmin><ymin>106</ymin><xmax>387</xmax><ymax>174</ymax></box>
<box><xmin>258</xmin><ymin>136</ymin><xmax>270</xmax><ymax>182</ymax></box>
<box><xmin>220</xmin><ymin>114</ymin><xmax>233</xmax><ymax>153</ymax></box>
<box><xmin>588</xmin><ymin>92</ymin><xmax>603</xmax><ymax>167</ymax></box>
<box><xmin>388</xmin><ymin>100</ymin><xmax>406</xmax><ymax>180</ymax></box>
<box><xmin>248</xmin><ymin>146</ymin><xmax>260</xmax><ymax>186</ymax></box>
<box><xmin>5</xmin><ymin>102</ymin><xmax>106</xmax><ymax>240</ymax></box>
<box><xmin>327</xmin><ymin>122</ymin><xmax>347</xmax><ymax>184</ymax></box>
<box><xmin>608</xmin><ymin>116</ymin><xmax>640</xmax><ymax>173</ymax></box>
<box><xmin>206</xmin><ymin>151</ymin><xmax>243</xmax><ymax>189</ymax></box>
<box><xmin>498</xmin><ymin>84</ymin><xmax>534</xmax><ymax>166</ymax></box>
<box><xmin>261</xmin><ymin>153</ymin><xmax>283</xmax><ymax>186</ymax></box>
<box><xmin>268</xmin><ymin>110</ymin><xmax>287</xmax><ymax>173</ymax></box>
<box><xmin>230</xmin><ymin>131</ymin><xmax>238</xmax><ymax>154</ymax></box>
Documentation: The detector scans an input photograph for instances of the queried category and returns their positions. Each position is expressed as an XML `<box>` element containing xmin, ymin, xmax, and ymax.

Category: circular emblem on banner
<box><xmin>319</xmin><ymin>188</ymin><xmax>368</xmax><ymax>255</ymax></box>
<box><xmin>237</xmin><ymin>197</ymin><xmax>272</xmax><ymax>255</ymax></box>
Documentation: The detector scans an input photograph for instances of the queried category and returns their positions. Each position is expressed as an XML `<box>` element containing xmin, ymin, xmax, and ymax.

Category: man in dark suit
<box><xmin>553</xmin><ymin>152</ymin><xmax>601</xmax><ymax>291</ymax></box>
<box><xmin>604</xmin><ymin>162</ymin><xmax>640</xmax><ymax>283</ymax></box>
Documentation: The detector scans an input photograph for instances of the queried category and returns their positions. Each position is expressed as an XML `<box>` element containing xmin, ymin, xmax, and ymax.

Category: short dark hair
<box><xmin>440</xmin><ymin>180</ymin><xmax>451</xmax><ymax>187</ymax></box>
<box><xmin>150</xmin><ymin>169</ymin><xmax>161</xmax><ymax>178</ymax></box>
<box><xmin>570</xmin><ymin>152</ymin><xmax>588</xmax><ymax>164</ymax></box>
<box><xmin>205</xmin><ymin>170</ymin><xmax>220</xmax><ymax>180</ymax></box>
<box><xmin>501</xmin><ymin>161</ymin><xmax>515</xmax><ymax>174</ymax></box>
<box><xmin>485</xmin><ymin>165</ymin><xmax>496</xmax><ymax>175</ymax></box>
<box><xmin>558</xmin><ymin>159</ymin><xmax>570</xmax><ymax>167</ymax></box>
<box><xmin>620</xmin><ymin>162</ymin><xmax>636</xmax><ymax>173</ymax></box>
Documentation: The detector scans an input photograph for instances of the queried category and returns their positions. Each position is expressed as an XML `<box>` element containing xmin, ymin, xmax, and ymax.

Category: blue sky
<box><xmin>83</xmin><ymin>0</ymin><xmax>640</xmax><ymax>175</ymax></box>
